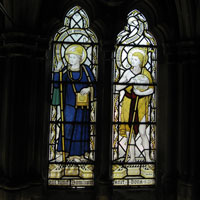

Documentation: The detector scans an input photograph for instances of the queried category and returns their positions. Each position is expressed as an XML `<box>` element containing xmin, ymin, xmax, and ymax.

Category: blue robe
<box><xmin>52</xmin><ymin>65</ymin><xmax>96</xmax><ymax>156</ymax></box>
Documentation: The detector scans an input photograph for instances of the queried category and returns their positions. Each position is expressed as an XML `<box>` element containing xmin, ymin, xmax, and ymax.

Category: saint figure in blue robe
<box><xmin>52</xmin><ymin>45</ymin><xmax>96</xmax><ymax>161</ymax></box>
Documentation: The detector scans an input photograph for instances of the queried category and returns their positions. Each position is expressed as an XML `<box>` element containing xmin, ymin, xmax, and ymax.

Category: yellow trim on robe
<box><xmin>119</xmin><ymin>68</ymin><xmax>154</xmax><ymax>137</ymax></box>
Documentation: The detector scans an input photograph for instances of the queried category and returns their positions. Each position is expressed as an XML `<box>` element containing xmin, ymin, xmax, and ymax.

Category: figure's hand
<box><xmin>80</xmin><ymin>87</ymin><xmax>90</xmax><ymax>95</ymax></box>
<box><xmin>54</xmin><ymin>60</ymin><xmax>63</xmax><ymax>72</ymax></box>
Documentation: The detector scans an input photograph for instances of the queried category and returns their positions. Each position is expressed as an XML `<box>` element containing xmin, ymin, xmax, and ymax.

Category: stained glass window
<box><xmin>48</xmin><ymin>6</ymin><xmax>98</xmax><ymax>187</ymax></box>
<box><xmin>112</xmin><ymin>10</ymin><xmax>157</xmax><ymax>186</ymax></box>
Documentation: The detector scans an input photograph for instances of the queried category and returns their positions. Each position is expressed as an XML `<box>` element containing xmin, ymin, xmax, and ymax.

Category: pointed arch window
<box><xmin>48</xmin><ymin>6</ymin><xmax>98</xmax><ymax>188</ymax></box>
<box><xmin>112</xmin><ymin>9</ymin><xmax>157</xmax><ymax>186</ymax></box>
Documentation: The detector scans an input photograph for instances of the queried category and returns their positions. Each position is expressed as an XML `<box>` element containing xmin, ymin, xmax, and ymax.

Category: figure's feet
<box><xmin>67</xmin><ymin>155</ymin><xmax>89</xmax><ymax>163</ymax></box>
<box><xmin>128</xmin><ymin>157</ymin><xmax>136</xmax><ymax>162</ymax></box>
<box><xmin>80</xmin><ymin>157</ymin><xmax>88</xmax><ymax>162</ymax></box>
<box><xmin>143</xmin><ymin>150</ymin><xmax>152</xmax><ymax>162</ymax></box>
<box><xmin>73</xmin><ymin>157</ymin><xmax>81</xmax><ymax>162</ymax></box>
<box><xmin>145</xmin><ymin>157</ymin><xmax>152</xmax><ymax>162</ymax></box>
<box><xmin>68</xmin><ymin>156</ymin><xmax>81</xmax><ymax>162</ymax></box>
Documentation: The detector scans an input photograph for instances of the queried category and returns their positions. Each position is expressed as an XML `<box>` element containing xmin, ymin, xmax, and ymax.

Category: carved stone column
<box><xmin>0</xmin><ymin>32</ymin><xmax>49</xmax><ymax>200</ymax></box>
<box><xmin>176</xmin><ymin>41</ymin><xmax>199</xmax><ymax>200</ymax></box>
<box><xmin>157</xmin><ymin>43</ymin><xmax>179</xmax><ymax>200</ymax></box>
<box><xmin>95</xmin><ymin>42</ymin><xmax>113</xmax><ymax>200</ymax></box>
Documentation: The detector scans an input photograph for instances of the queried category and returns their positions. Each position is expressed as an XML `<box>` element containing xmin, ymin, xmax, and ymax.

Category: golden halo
<box><xmin>115</xmin><ymin>46</ymin><xmax>132</xmax><ymax>70</ymax></box>
<box><xmin>127</xmin><ymin>48</ymin><xmax>147</xmax><ymax>66</ymax></box>
<box><xmin>55</xmin><ymin>44</ymin><xmax>62</xmax><ymax>62</ymax></box>
<box><xmin>65</xmin><ymin>44</ymin><xmax>87</xmax><ymax>64</ymax></box>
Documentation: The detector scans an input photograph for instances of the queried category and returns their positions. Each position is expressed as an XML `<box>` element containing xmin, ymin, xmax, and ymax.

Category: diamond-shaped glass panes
<box><xmin>48</xmin><ymin>6</ymin><xmax>98</xmax><ymax>188</ymax></box>
<box><xmin>112</xmin><ymin>9</ymin><xmax>157</xmax><ymax>187</ymax></box>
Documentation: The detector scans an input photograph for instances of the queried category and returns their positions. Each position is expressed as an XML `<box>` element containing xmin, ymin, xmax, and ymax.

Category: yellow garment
<box><xmin>119</xmin><ymin>68</ymin><xmax>154</xmax><ymax>137</ymax></box>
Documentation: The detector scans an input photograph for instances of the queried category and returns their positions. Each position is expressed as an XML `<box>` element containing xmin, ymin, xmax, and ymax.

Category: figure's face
<box><xmin>68</xmin><ymin>54</ymin><xmax>81</xmax><ymax>65</ymax></box>
<box><xmin>131</xmin><ymin>55</ymin><xmax>141</xmax><ymax>67</ymax></box>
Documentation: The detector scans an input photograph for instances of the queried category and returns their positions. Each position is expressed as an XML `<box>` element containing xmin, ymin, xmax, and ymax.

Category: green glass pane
<box><xmin>49</xmin><ymin>6</ymin><xmax>98</xmax><ymax>188</ymax></box>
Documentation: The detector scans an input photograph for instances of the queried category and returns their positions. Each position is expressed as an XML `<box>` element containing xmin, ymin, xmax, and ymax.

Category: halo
<box><xmin>127</xmin><ymin>48</ymin><xmax>146</xmax><ymax>66</ymax></box>
<box><xmin>65</xmin><ymin>44</ymin><xmax>87</xmax><ymax>64</ymax></box>
<box><xmin>55</xmin><ymin>44</ymin><xmax>62</xmax><ymax>62</ymax></box>
<box><xmin>115</xmin><ymin>46</ymin><xmax>133</xmax><ymax>70</ymax></box>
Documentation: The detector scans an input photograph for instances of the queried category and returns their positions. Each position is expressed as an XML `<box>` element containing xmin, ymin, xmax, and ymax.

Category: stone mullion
<box><xmin>0</xmin><ymin>32</ymin><xmax>48</xmax><ymax>199</ymax></box>
<box><xmin>176</xmin><ymin>41</ymin><xmax>199</xmax><ymax>200</ymax></box>
<box><xmin>95</xmin><ymin>42</ymin><xmax>113</xmax><ymax>200</ymax></box>
<box><xmin>159</xmin><ymin>43</ymin><xmax>178</xmax><ymax>200</ymax></box>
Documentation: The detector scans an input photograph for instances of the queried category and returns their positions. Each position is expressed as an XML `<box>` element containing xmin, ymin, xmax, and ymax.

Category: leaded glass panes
<box><xmin>112</xmin><ymin>10</ymin><xmax>157</xmax><ymax>186</ymax></box>
<box><xmin>48</xmin><ymin>6</ymin><xmax>98</xmax><ymax>187</ymax></box>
